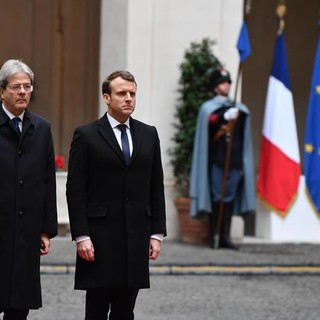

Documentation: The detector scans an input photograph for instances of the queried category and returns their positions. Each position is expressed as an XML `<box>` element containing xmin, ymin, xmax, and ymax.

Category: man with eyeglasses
<box><xmin>0</xmin><ymin>59</ymin><xmax>57</xmax><ymax>319</ymax></box>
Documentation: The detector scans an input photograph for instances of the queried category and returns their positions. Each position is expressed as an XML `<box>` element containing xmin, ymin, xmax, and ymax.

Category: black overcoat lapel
<box><xmin>129</xmin><ymin>118</ymin><xmax>144</xmax><ymax>165</ymax></box>
<box><xmin>21</xmin><ymin>109</ymin><xmax>35</xmax><ymax>139</ymax></box>
<box><xmin>96</xmin><ymin>114</ymin><xmax>126</xmax><ymax>164</ymax></box>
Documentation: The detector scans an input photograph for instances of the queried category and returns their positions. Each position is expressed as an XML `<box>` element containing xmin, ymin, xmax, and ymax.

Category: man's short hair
<box><xmin>102</xmin><ymin>71</ymin><xmax>136</xmax><ymax>95</ymax></box>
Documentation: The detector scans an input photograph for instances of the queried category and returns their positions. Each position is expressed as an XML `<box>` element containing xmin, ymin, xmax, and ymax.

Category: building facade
<box><xmin>1</xmin><ymin>0</ymin><xmax>320</xmax><ymax>241</ymax></box>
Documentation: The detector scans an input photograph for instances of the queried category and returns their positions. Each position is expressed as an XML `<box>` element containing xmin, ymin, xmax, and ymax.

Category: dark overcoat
<box><xmin>66</xmin><ymin>114</ymin><xmax>166</xmax><ymax>289</ymax></box>
<box><xmin>0</xmin><ymin>106</ymin><xmax>57</xmax><ymax>309</ymax></box>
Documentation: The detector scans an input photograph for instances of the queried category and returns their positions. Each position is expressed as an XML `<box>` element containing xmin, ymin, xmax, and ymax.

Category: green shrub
<box><xmin>170</xmin><ymin>38</ymin><xmax>221</xmax><ymax>197</ymax></box>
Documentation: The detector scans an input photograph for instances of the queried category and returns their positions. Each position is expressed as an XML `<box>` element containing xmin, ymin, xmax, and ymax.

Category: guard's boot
<box><xmin>208</xmin><ymin>202</ymin><xmax>220</xmax><ymax>249</ymax></box>
<box><xmin>219</xmin><ymin>202</ymin><xmax>239</xmax><ymax>250</ymax></box>
<box><xmin>208</xmin><ymin>214</ymin><xmax>216</xmax><ymax>249</ymax></box>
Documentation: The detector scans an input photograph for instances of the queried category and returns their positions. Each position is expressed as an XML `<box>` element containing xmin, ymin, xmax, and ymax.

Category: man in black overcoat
<box><xmin>66</xmin><ymin>70</ymin><xmax>167</xmax><ymax>320</ymax></box>
<box><xmin>0</xmin><ymin>59</ymin><xmax>58</xmax><ymax>319</ymax></box>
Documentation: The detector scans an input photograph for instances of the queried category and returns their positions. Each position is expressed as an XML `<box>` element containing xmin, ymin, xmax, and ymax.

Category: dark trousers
<box><xmin>85</xmin><ymin>288</ymin><xmax>139</xmax><ymax>320</ymax></box>
<box><xmin>2</xmin><ymin>308</ymin><xmax>29</xmax><ymax>320</ymax></box>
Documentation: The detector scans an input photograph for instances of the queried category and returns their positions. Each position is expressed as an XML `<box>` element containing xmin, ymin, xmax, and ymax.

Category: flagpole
<box><xmin>257</xmin><ymin>0</ymin><xmax>300</xmax><ymax>213</ymax></box>
<box><xmin>233</xmin><ymin>0</ymin><xmax>252</xmax><ymax>104</ymax></box>
<box><xmin>276</xmin><ymin>0</ymin><xmax>286</xmax><ymax>35</ymax></box>
<box><xmin>214</xmin><ymin>0</ymin><xmax>252</xmax><ymax>248</ymax></box>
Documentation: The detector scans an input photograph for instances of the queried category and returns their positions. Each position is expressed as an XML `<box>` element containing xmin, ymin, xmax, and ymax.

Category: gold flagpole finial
<box><xmin>244</xmin><ymin>0</ymin><xmax>252</xmax><ymax>19</ymax></box>
<box><xmin>276</xmin><ymin>0</ymin><xmax>286</xmax><ymax>34</ymax></box>
<box><xmin>318</xmin><ymin>0</ymin><xmax>320</xmax><ymax>27</ymax></box>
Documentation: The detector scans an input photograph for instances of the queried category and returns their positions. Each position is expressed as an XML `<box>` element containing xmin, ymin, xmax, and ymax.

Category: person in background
<box><xmin>66</xmin><ymin>70</ymin><xmax>166</xmax><ymax>320</ymax></box>
<box><xmin>190</xmin><ymin>67</ymin><xmax>255</xmax><ymax>250</ymax></box>
<box><xmin>0</xmin><ymin>59</ymin><xmax>58</xmax><ymax>319</ymax></box>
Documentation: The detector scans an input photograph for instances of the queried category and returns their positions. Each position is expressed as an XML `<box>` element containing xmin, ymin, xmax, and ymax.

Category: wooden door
<box><xmin>0</xmin><ymin>0</ymin><xmax>101</xmax><ymax>166</ymax></box>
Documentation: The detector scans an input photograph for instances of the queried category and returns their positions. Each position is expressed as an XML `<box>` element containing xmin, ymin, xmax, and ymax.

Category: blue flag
<box><xmin>236</xmin><ymin>21</ymin><xmax>251</xmax><ymax>62</ymax></box>
<box><xmin>304</xmin><ymin>35</ymin><xmax>320</xmax><ymax>211</ymax></box>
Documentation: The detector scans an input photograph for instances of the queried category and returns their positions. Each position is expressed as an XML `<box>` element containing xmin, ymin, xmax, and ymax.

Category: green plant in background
<box><xmin>170</xmin><ymin>38</ymin><xmax>222</xmax><ymax>197</ymax></box>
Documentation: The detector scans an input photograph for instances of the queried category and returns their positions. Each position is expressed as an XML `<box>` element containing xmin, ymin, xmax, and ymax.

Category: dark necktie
<box><xmin>118</xmin><ymin>124</ymin><xmax>130</xmax><ymax>165</ymax></box>
<box><xmin>12</xmin><ymin>117</ymin><xmax>21</xmax><ymax>133</ymax></box>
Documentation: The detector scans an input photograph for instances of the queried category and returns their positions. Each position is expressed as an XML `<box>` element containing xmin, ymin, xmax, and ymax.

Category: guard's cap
<box><xmin>210</xmin><ymin>68</ymin><xmax>232</xmax><ymax>90</ymax></box>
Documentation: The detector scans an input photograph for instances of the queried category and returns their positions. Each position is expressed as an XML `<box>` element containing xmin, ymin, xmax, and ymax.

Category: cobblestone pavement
<box><xmin>27</xmin><ymin>273</ymin><xmax>320</xmax><ymax>320</ymax></box>
<box><xmin>4</xmin><ymin>237</ymin><xmax>320</xmax><ymax>320</ymax></box>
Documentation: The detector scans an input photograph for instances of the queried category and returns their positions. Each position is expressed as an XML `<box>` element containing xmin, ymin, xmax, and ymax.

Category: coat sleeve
<box><xmin>66</xmin><ymin>128</ymin><xmax>90</xmax><ymax>239</ymax></box>
<box><xmin>150</xmin><ymin>127</ymin><xmax>167</xmax><ymax>236</ymax></box>
<box><xmin>43</xmin><ymin>125</ymin><xmax>58</xmax><ymax>238</ymax></box>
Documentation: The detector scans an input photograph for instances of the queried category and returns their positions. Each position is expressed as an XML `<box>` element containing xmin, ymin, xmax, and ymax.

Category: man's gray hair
<box><xmin>0</xmin><ymin>59</ymin><xmax>34</xmax><ymax>89</ymax></box>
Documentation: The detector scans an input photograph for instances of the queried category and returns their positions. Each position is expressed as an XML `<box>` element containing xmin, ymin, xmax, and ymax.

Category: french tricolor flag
<box><xmin>257</xmin><ymin>33</ymin><xmax>301</xmax><ymax>215</ymax></box>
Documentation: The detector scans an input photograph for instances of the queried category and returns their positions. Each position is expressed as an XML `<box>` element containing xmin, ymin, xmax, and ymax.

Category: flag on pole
<box><xmin>257</xmin><ymin>33</ymin><xmax>301</xmax><ymax>214</ymax></box>
<box><xmin>236</xmin><ymin>21</ymin><xmax>251</xmax><ymax>62</ymax></box>
<box><xmin>304</xmin><ymin>35</ymin><xmax>320</xmax><ymax>212</ymax></box>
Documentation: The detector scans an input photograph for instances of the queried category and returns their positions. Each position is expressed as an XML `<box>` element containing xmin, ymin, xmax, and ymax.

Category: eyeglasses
<box><xmin>6</xmin><ymin>83</ymin><xmax>33</xmax><ymax>92</ymax></box>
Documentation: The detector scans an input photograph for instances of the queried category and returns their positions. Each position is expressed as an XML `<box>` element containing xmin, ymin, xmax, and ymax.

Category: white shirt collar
<box><xmin>107</xmin><ymin>113</ymin><xmax>130</xmax><ymax>129</ymax></box>
<box><xmin>2</xmin><ymin>104</ymin><xmax>25</xmax><ymax>121</ymax></box>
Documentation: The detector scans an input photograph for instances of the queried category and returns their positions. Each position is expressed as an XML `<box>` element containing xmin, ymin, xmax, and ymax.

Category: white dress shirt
<box><xmin>2</xmin><ymin>104</ymin><xmax>24</xmax><ymax>132</ymax></box>
<box><xmin>107</xmin><ymin>113</ymin><xmax>133</xmax><ymax>156</ymax></box>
